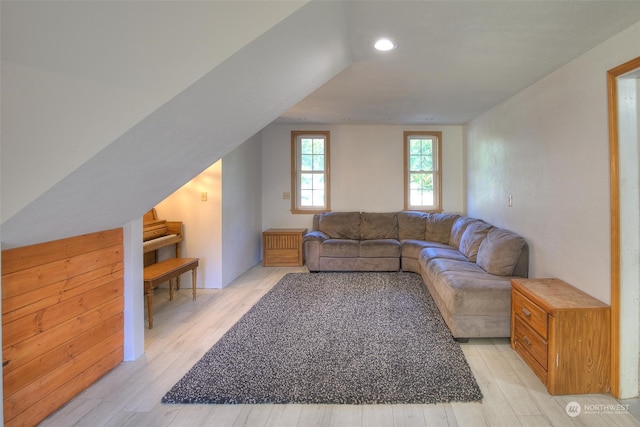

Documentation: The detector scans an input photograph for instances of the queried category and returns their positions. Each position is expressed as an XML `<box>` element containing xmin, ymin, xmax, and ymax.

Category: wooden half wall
<box><xmin>2</xmin><ymin>228</ymin><xmax>124</xmax><ymax>426</ymax></box>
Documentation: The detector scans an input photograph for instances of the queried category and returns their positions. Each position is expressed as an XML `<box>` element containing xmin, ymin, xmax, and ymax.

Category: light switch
<box><xmin>283</xmin><ymin>192</ymin><xmax>291</xmax><ymax>200</ymax></box>
<box><xmin>201</xmin><ymin>192</ymin><xmax>208</xmax><ymax>202</ymax></box>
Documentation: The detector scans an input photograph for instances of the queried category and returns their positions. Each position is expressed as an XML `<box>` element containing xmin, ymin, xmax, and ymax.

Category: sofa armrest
<box><xmin>304</xmin><ymin>230</ymin><xmax>330</xmax><ymax>242</ymax></box>
<box><xmin>304</xmin><ymin>236</ymin><xmax>325</xmax><ymax>272</ymax></box>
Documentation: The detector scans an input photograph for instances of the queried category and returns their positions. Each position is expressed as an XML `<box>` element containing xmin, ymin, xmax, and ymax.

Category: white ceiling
<box><xmin>276</xmin><ymin>1</ymin><xmax>640</xmax><ymax>126</ymax></box>
<box><xmin>3</xmin><ymin>1</ymin><xmax>640</xmax><ymax>248</ymax></box>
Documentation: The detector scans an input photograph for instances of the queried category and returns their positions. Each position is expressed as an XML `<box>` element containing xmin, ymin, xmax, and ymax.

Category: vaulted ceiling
<box><xmin>2</xmin><ymin>1</ymin><xmax>640</xmax><ymax>248</ymax></box>
<box><xmin>277</xmin><ymin>1</ymin><xmax>640</xmax><ymax>125</ymax></box>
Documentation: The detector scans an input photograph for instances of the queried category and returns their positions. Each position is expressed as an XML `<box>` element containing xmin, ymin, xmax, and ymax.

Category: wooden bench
<box><xmin>143</xmin><ymin>257</ymin><xmax>199</xmax><ymax>329</ymax></box>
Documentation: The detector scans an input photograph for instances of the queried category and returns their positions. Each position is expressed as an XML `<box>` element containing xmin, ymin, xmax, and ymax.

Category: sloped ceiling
<box><xmin>3</xmin><ymin>1</ymin><xmax>640</xmax><ymax>248</ymax></box>
<box><xmin>1</xmin><ymin>1</ymin><xmax>351</xmax><ymax>247</ymax></box>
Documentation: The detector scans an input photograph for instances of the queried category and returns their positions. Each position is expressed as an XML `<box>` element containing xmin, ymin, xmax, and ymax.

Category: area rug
<box><xmin>162</xmin><ymin>272</ymin><xmax>483</xmax><ymax>405</ymax></box>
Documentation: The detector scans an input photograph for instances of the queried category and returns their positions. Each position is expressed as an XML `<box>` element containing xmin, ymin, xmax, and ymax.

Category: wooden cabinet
<box><xmin>262</xmin><ymin>228</ymin><xmax>307</xmax><ymax>267</ymax></box>
<box><xmin>511</xmin><ymin>278</ymin><xmax>610</xmax><ymax>395</ymax></box>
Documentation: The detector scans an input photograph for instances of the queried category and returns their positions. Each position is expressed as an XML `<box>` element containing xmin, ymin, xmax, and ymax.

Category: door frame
<box><xmin>607</xmin><ymin>56</ymin><xmax>640</xmax><ymax>398</ymax></box>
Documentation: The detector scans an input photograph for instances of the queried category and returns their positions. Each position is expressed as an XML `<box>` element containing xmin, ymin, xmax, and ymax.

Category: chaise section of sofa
<box><xmin>418</xmin><ymin>224</ymin><xmax>529</xmax><ymax>338</ymax></box>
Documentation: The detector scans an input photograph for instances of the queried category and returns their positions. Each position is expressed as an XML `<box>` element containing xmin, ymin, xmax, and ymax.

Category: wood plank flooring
<box><xmin>40</xmin><ymin>265</ymin><xmax>640</xmax><ymax>427</ymax></box>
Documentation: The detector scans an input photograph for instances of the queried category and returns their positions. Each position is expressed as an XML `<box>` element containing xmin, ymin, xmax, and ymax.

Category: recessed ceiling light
<box><xmin>374</xmin><ymin>38</ymin><xmax>396</xmax><ymax>51</ymax></box>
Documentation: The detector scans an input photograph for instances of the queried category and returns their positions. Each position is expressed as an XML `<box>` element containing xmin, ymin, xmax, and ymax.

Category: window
<box><xmin>404</xmin><ymin>131</ymin><xmax>442</xmax><ymax>212</ymax></box>
<box><xmin>291</xmin><ymin>131</ymin><xmax>330</xmax><ymax>213</ymax></box>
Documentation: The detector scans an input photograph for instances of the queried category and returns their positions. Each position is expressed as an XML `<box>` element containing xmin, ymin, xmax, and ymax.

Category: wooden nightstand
<box><xmin>262</xmin><ymin>228</ymin><xmax>307</xmax><ymax>267</ymax></box>
<box><xmin>511</xmin><ymin>278</ymin><xmax>610</xmax><ymax>395</ymax></box>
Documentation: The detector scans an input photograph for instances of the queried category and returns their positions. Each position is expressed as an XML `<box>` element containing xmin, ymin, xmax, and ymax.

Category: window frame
<box><xmin>290</xmin><ymin>130</ymin><xmax>331</xmax><ymax>214</ymax></box>
<box><xmin>403</xmin><ymin>130</ymin><xmax>442</xmax><ymax>212</ymax></box>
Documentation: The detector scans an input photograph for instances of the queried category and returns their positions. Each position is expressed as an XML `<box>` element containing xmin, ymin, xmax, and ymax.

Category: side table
<box><xmin>511</xmin><ymin>277</ymin><xmax>610</xmax><ymax>394</ymax></box>
<box><xmin>262</xmin><ymin>228</ymin><xmax>307</xmax><ymax>266</ymax></box>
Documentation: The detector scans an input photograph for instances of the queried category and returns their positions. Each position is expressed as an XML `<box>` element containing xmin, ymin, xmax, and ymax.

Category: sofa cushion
<box><xmin>318</xmin><ymin>239</ymin><xmax>359</xmax><ymax>258</ymax></box>
<box><xmin>449</xmin><ymin>217</ymin><xmax>476</xmax><ymax>248</ymax></box>
<box><xmin>458</xmin><ymin>221</ymin><xmax>492</xmax><ymax>262</ymax></box>
<box><xmin>400</xmin><ymin>240</ymin><xmax>452</xmax><ymax>259</ymax></box>
<box><xmin>426</xmin><ymin>213</ymin><xmax>459</xmax><ymax>244</ymax></box>
<box><xmin>359</xmin><ymin>239</ymin><xmax>401</xmax><ymax>258</ymax></box>
<box><xmin>397</xmin><ymin>211</ymin><xmax>427</xmax><ymax>240</ymax></box>
<box><xmin>477</xmin><ymin>228</ymin><xmax>527</xmax><ymax>276</ymax></box>
<box><xmin>424</xmin><ymin>258</ymin><xmax>513</xmax><ymax>315</ymax></box>
<box><xmin>420</xmin><ymin>247</ymin><xmax>470</xmax><ymax>264</ymax></box>
<box><xmin>360</xmin><ymin>212</ymin><xmax>398</xmax><ymax>240</ymax></box>
<box><xmin>318</xmin><ymin>212</ymin><xmax>361</xmax><ymax>239</ymax></box>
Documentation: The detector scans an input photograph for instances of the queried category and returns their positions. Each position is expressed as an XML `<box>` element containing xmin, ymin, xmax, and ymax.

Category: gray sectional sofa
<box><xmin>303</xmin><ymin>211</ymin><xmax>529</xmax><ymax>339</ymax></box>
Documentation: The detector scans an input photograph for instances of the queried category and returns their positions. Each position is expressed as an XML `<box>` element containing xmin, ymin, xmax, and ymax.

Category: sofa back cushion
<box><xmin>458</xmin><ymin>221</ymin><xmax>492</xmax><ymax>262</ymax></box>
<box><xmin>426</xmin><ymin>213</ymin><xmax>459</xmax><ymax>244</ymax></box>
<box><xmin>360</xmin><ymin>212</ymin><xmax>398</xmax><ymax>240</ymax></box>
<box><xmin>397</xmin><ymin>211</ymin><xmax>427</xmax><ymax>240</ymax></box>
<box><xmin>449</xmin><ymin>217</ymin><xmax>476</xmax><ymax>248</ymax></box>
<box><xmin>318</xmin><ymin>212</ymin><xmax>361</xmax><ymax>239</ymax></box>
<box><xmin>477</xmin><ymin>228</ymin><xmax>527</xmax><ymax>276</ymax></box>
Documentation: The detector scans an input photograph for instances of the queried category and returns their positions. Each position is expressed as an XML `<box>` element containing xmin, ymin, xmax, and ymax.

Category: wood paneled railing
<box><xmin>2</xmin><ymin>228</ymin><xmax>124</xmax><ymax>426</ymax></box>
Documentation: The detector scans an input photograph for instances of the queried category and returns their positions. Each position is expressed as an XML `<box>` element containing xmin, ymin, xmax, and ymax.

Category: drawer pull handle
<box><xmin>521</xmin><ymin>307</ymin><xmax>532</xmax><ymax>318</ymax></box>
<box><xmin>522</xmin><ymin>336</ymin><xmax>532</xmax><ymax>346</ymax></box>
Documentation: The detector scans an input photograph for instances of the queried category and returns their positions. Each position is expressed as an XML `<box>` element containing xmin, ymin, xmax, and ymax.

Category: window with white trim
<box><xmin>291</xmin><ymin>131</ymin><xmax>330</xmax><ymax>213</ymax></box>
<box><xmin>404</xmin><ymin>131</ymin><xmax>442</xmax><ymax>212</ymax></box>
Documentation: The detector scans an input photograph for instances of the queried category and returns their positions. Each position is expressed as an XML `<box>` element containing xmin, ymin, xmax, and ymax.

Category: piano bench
<box><xmin>143</xmin><ymin>258</ymin><xmax>199</xmax><ymax>329</ymax></box>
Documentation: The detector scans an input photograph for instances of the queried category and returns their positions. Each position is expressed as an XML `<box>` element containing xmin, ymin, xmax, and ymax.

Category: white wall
<box><xmin>221</xmin><ymin>133</ymin><xmax>263</xmax><ymax>287</ymax></box>
<box><xmin>123</xmin><ymin>218</ymin><xmax>144</xmax><ymax>361</ymax></box>
<box><xmin>154</xmin><ymin>134</ymin><xmax>263</xmax><ymax>289</ymax></box>
<box><xmin>466</xmin><ymin>22</ymin><xmax>640</xmax><ymax>398</ymax></box>
<box><xmin>466</xmin><ymin>21</ymin><xmax>640</xmax><ymax>305</ymax></box>
<box><xmin>261</xmin><ymin>124</ymin><xmax>465</xmax><ymax>230</ymax></box>
<box><xmin>156</xmin><ymin>161</ymin><xmax>222</xmax><ymax>289</ymax></box>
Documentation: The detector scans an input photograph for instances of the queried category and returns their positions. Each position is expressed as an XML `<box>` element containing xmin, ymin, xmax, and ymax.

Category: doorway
<box><xmin>608</xmin><ymin>57</ymin><xmax>640</xmax><ymax>399</ymax></box>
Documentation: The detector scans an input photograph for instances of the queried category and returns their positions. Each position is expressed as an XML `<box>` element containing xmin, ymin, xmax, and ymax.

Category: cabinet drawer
<box><xmin>513</xmin><ymin>289</ymin><xmax>548</xmax><ymax>338</ymax></box>
<box><xmin>515</xmin><ymin>340</ymin><xmax>548</xmax><ymax>386</ymax></box>
<box><xmin>514</xmin><ymin>315</ymin><xmax>548</xmax><ymax>370</ymax></box>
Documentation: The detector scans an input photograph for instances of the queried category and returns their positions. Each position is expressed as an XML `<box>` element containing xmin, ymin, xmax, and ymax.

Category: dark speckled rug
<box><xmin>162</xmin><ymin>272</ymin><xmax>482</xmax><ymax>405</ymax></box>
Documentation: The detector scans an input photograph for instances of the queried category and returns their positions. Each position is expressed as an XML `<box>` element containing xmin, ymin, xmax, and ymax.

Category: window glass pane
<box><xmin>313</xmin><ymin>155</ymin><xmax>324</xmax><ymax>171</ymax></box>
<box><xmin>421</xmin><ymin>139</ymin><xmax>433</xmax><ymax>155</ymax></box>
<box><xmin>422</xmin><ymin>156</ymin><xmax>433</xmax><ymax>171</ymax></box>
<box><xmin>300</xmin><ymin>173</ymin><xmax>313</xmax><ymax>189</ymax></box>
<box><xmin>421</xmin><ymin>173</ymin><xmax>434</xmax><ymax>191</ymax></box>
<box><xmin>409</xmin><ymin>155</ymin><xmax>421</xmax><ymax>171</ymax></box>
<box><xmin>301</xmin><ymin>155</ymin><xmax>313</xmax><ymax>171</ymax></box>
<box><xmin>300</xmin><ymin>190</ymin><xmax>313</xmax><ymax>206</ymax></box>
<box><xmin>410</xmin><ymin>139</ymin><xmax>421</xmax><ymax>155</ymax></box>
<box><xmin>301</xmin><ymin>138</ymin><xmax>313</xmax><ymax>154</ymax></box>
<box><xmin>312</xmin><ymin>189</ymin><xmax>325</xmax><ymax>206</ymax></box>
<box><xmin>313</xmin><ymin>139</ymin><xmax>324</xmax><ymax>155</ymax></box>
<box><xmin>410</xmin><ymin>189</ymin><xmax>421</xmax><ymax>206</ymax></box>
<box><xmin>312</xmin><ymin>173</ymin><xmax>324</xmax><ymax>189</ymax></box>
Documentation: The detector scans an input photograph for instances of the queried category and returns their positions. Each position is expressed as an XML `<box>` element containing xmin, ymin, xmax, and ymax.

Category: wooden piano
<box><xmin>142</xmin><ymin>208</ymin><xmax>198</xmax><ymax>329</ymax></box>
<box><xmin>143</xmin><ymin>208</ymin><xmax>183</xmax><ymax>266</ymax></box>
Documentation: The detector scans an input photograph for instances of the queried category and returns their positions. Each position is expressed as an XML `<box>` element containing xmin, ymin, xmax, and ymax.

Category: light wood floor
<box><xmin>41</xmin><ymin>265</ymin><xmax>640</xmax><ymax>427</ymax></box>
